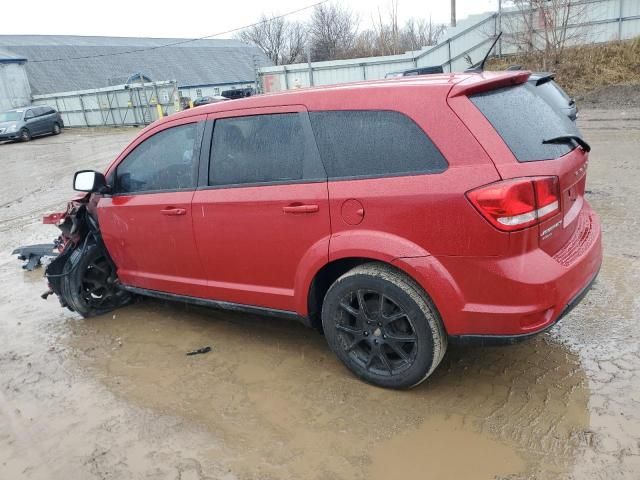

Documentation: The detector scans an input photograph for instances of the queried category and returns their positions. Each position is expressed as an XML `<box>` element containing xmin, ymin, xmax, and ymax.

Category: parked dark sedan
<box><xmin>192</xmin><ymin>96</ymin><xmax>229</xmax><ymax>107</ymax></box>
<box><xmin>0</xmin><ymin>106</ymin><xmax>64</xmax><ymax>142</ymax></box>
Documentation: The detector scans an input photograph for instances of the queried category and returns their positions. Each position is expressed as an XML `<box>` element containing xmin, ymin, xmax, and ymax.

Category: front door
<box><xmin>98</xmin><ymin>118</ymin><xmax>208</xmax><ymax>297</ymax></box>
<box><xmin>24</xmin><ymin>109</ymin><xmax>40</xmax><ymax>135</ymax></box>
<box><xmin>191</xmin><ymin>107</ymin><xmax>330</xmax><ymax>312</ymax></box>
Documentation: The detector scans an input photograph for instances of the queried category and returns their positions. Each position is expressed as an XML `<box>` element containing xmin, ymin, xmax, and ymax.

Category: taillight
<box><xmin>466</xmin><ymin>176</ymin><xmax>560</xmax><ymax>231</ymax></box>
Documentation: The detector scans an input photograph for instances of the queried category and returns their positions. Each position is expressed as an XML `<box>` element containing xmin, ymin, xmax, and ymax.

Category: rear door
<box><xmin>41</xmin><ymin>107</ymin><xmax>57</xmax><ymax>132</ymax></box>
<box><xmin>191</xmin><ymin>106</ymin><xmax>329</xmax><ymax>312</ymax></box>
<box><xmin>98</xmin><ymin>117</ymin><xmax>207</xmax><ymax>297</ymax></box>
<box><xmin>33</xmin><ymin>107</ymin><xmax>49</xmax><ymax>134</ymax></box>
<box><xmin>451</xmin><ymin>81</ymin><xmax>589</xmax><ymax>255</ymax></box>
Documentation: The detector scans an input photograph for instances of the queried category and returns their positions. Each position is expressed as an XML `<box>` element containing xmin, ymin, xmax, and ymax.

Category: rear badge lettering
<box><xmin>541</xmin><ymin>220</ymin><xmax>562</xmax><ymax>239</ymax></box>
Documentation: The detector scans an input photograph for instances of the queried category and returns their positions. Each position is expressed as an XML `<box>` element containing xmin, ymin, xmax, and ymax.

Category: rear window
<box><xmin>548</xmin><ymin>80</ymin><xmax>571</xmax><ymax>102</ymax></box>
<box><xmin>470</xmin><ymin>83</ymin><xmax>580</xmax><ymax>162</ymax></box>
<box><xmin>309</xmin><ymin>110</ymin><xmax>447</xmax><ymax>179</ymax></box>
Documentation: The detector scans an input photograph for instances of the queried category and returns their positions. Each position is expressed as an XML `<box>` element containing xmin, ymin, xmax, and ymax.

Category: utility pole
<box><xmin>450</xmin><ymin>0</ymin><xmax>456</xmax><ymax>27</ymax></box>
<box><xmin>498</xmin><ymin>0</ymin><xmax>502</xmax><ymax>56</ymax></box>
<box><xmin>306</xmin><ymin>41</ymin><xmax>314</xmax><ymax>87</ymax></box>
<box><xmin>252</xmin><ymin>55</ymin><xmax>262</xmax><ymax>94</ymax></box>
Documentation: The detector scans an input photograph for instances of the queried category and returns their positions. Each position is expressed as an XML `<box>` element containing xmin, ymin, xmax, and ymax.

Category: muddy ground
<box><xmin>0</xmin><ymin>110</ymin><xmax>639</xmax><ymax>480</ymax></box>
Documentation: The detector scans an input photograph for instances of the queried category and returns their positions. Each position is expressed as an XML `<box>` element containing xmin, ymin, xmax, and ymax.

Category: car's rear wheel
<box><xmin>19</xmin><ymin>128</ymin><xmax>31</xmax><ymax>142</ymax></box>
<box><xmin>322</xmin><ymin>263</ymin><xmax>447</xmax><ymax>389</ymax></box>
<box><xmin>61</xmin><ymin>241</ymin><xmax>131</xmax><ymax>317</ymax></box>
<box><xmin>52</xmin><ymin>122</ymin><xmax>61</xmax><ymax>135</ymax></box>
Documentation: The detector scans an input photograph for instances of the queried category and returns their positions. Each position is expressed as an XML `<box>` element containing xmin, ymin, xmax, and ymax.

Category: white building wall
<box><xmin>0</xmin><ymin>62</ymin><xmax>31</xmax><ymax>111</ymax></box>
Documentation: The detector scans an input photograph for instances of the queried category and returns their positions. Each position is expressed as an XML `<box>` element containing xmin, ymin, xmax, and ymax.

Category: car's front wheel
<box><xmin>322</xmin><ymin>263</ymin><xmax>447</xmax><ymax>389</ymax></box>
<box><xmin>19</xmin><ymin>128</ymin><xmax>31</xmax><ymax>142</ymax></box>
<box><xmin>61</xmin><ymin>241</ymin><xmax>131</xmax><ymax>317</ymax></box>
<box><xmin>52</xmin><ymin>122</ymin><xmax>61</xmax><ymax>135</ymax></box>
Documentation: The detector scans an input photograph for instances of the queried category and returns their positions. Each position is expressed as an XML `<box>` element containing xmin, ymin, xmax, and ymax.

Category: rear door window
<box><xmin>470</xmin><ymin>83</ymin><xmax>580</xmax><ymax>162</ymax></box>
<box><xmin>209</xmin><ymin>113</ymin><xmax>324</xmax><ymax>187</ymax></box>
<box><xmin>309</xmin><ymin>110</ymin><xmax>447</xmax><ymax>179</ymax></box>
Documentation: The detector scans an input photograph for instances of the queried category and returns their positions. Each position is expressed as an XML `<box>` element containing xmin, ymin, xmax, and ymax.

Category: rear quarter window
<box><xmin>309</xmin><ymin>110</ymin><xmax>447</xmax><ymax>179</ymax></box>
<box><xmin>470</xmin><ymin>83</ymin><xmax>580</xmax><ymax>162</ymax></box>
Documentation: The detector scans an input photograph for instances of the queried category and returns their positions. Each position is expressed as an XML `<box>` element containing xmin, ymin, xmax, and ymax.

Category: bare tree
<box><xmin>352</xmin><ymin>2</ymin><xmax>446</xmax><ymax>59</ymax></box>
<box><xmin>350</xmin><ymin>29</ymin><xmax>380</xmax><ymax>58</ymax></box>
<box><xmin>370</xmin><ymin>0</ymin><xmax>401</xmax><ymax>56</ymax></box>
<box><xmin>502</xmin><ymin>0</ymin><xmax>589</xmax><ymax>68</ymax></box>
<box><xmin>401</xmin><ymin>18</ymin><xmax>446</xmax><ymax>51</ymax></box>
<box><xmin>308</xmin><ymin>2</ymin><xmax>359</xmax><ymax>61</ymax></box>
<box><xmin>237</xmin><ymin>14</ymin><xmax>307</xmax><ymax>65</ymax></box>
<box><xmin>244</xmin><ymin>1</ymin><xmax>447</xmax><ymax>64</ymax></box>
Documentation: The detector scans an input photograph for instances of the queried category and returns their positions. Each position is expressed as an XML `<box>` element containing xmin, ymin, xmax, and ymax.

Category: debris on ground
<box><xmin>186</xmin><ymin>346</ymin><xmax>212</xmax><ymax>356</ymax></box>
<box><xmin>12</xmin><ymin>244</ymin><xmax>58</xmax><ymax>271</ymax></box>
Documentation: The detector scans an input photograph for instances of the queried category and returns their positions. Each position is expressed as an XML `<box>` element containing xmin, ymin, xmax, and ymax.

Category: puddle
<box><xmin>62</xmin><ymin>300</ymin><xmax>590</xmax><ymax>479</ymax></box>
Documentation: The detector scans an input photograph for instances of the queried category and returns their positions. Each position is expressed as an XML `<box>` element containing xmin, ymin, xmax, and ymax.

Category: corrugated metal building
<box><xmin>0</xmin><ymin>35</ymin><xmax>272</xmax><ymax>102</ymax></box>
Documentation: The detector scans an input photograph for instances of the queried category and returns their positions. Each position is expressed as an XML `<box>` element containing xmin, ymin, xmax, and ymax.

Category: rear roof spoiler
<box><xmin>448</xmin><ymin>71</ymin><xmax>531</xmax><ymax>98</ymax></box>
<box><xmin>532</xmin><ymin>73</ymin><xmax>555</xmax><ymax>86</ymax></box>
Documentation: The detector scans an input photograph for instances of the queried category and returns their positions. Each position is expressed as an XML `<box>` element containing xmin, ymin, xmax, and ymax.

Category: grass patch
<box><xmin>487</xmin><ymin>38</ymin><xmax>640</xmax><ymax>98</ymax></box>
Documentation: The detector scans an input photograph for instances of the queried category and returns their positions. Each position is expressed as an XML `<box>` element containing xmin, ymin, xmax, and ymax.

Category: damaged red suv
<box><xmin>39</xmin><ymin>71</ymin><xmax>602</xmax><ymax>389</ymax></box>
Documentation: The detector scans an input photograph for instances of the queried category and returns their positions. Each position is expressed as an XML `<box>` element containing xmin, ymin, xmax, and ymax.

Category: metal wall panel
<box><xmin>32</xmin><ymin>81</ymin><xmax>179</xmax><ymax>127</ymax></box>
<box><xmin>260</xmin><ymin>0</ymin><xmax>640</xmax><ymax>92</ymax></box>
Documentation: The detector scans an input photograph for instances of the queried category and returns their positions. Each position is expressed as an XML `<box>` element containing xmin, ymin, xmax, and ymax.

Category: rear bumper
<box><xmin>449</xmin><ymin>264</ymin><xmax>599</xmax><ymax>345</ymax></box>
<box><xmin>395</xmin><ymin>202</ymin><xmax>602</xmax><ymax>338</ymax></box>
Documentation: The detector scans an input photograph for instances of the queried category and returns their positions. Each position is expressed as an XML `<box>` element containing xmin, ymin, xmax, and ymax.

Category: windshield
<box><xmin>470</xmin><ymin>83</ymin><xmax>581</xmax><ymax>162</ymax></box>
<box><xmin>0</xmin><ymin>111</ymin><xmax>23</xmax><ymax>122</ymax></box>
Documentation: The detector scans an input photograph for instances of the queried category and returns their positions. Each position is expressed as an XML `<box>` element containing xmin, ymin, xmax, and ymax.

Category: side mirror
<box><xmin>73</xmin><ymin>170</ymin><xmax>108</xmax><ymax>193</ymax></box>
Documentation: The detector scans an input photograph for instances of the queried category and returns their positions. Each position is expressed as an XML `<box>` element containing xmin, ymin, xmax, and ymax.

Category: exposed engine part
<box><xmin>17</xmin><ymin>198</ymin><xmax>133</xmax><ymax>317</ymax></box>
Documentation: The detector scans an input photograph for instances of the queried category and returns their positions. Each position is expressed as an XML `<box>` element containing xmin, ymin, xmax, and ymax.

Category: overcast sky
<box><xmin>4</xmin><ymin>0</ymin><xmax>499</xmax><ymax>38</ymax></box>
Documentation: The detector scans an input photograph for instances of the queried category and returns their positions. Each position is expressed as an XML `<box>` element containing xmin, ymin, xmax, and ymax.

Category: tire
<box><xmin>19</xmin><ymin>128</ymin><xmax>31</xmax><ymax>142</ymax></box>
<box><xmin>322</xmin><ymin>262</ymin><xmax>447</xmax><ymax>389</ymax></box>
<box><xmin>52</xmin><ymin>122</ymin><xmax>61</xmax><ymax>135</ymax></box>
<box><xmin>61</xmin><ymin>241</ymin><xmax>131</xmax><ymax>317</ymax></box>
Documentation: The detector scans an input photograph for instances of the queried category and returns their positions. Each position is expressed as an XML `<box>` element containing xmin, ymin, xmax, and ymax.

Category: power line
<box><xmin>30</xmin><ymin>0</ymin><xmax>327</xmax><ymax>64</ymax></box>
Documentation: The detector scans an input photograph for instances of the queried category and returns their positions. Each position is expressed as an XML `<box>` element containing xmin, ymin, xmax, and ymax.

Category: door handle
<box><xmin>282</xmin><ymin>204</ymin><xmax>319</xmax><ymax>214</ymax></box>
<box><xmin>160</xmin><ymin>207</ymin><xmax>187</xmax><ymax>216</ymax></box>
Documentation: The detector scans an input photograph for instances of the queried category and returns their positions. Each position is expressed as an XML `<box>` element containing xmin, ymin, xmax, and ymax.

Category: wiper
<box><xmin>542</xmin><ymin>135</ymin><xmax>591</xmax><ymax>152</ymax></box>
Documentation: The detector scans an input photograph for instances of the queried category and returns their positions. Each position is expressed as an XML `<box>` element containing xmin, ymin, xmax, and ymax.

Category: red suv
<box><xmin>41</xmin><ymin>71</ymin><xmax>601</xmax><ymax>389</ymax></box>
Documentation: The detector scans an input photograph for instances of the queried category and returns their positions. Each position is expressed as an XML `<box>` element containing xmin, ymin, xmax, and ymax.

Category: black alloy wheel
<box><xmin>322</xmin><ymin>263</ymin><xmax>447</xmax><ymax>389</ymax></box>
<box><xmin>335</xmin><ymin>289</ymin><xmax>418</xmax><ymax>376</ymax></box>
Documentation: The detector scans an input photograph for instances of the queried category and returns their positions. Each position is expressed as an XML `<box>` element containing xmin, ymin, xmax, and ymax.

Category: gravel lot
<box><xmin>1</xmin><ymin>109</ymin><xmax>639</xmax><ymax>479</ymax></box>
